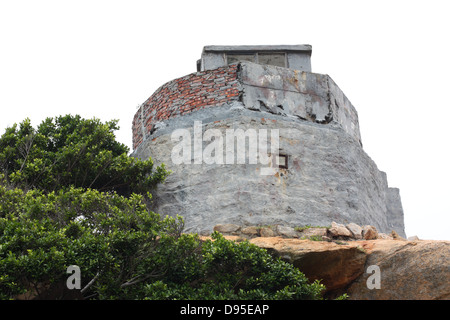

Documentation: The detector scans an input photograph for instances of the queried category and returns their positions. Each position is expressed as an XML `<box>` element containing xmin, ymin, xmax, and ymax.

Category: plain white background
<box><xmin>1</xmin><ymin>0</ymin><xmax>449</xmax><ymax>240</ymax></box>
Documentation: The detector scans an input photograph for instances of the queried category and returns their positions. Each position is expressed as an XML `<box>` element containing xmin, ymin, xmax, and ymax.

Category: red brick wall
<box><xmin>132</xmin><ymin>64</ymin><xmax>240</xmax><ymax>150</ymax></box>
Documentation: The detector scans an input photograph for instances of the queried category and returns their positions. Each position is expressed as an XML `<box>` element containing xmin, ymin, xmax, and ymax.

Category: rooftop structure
<box><xmin>198</xmin><ymin>45</ymin><xmax>312</xmax><ymax>72</ymax></box>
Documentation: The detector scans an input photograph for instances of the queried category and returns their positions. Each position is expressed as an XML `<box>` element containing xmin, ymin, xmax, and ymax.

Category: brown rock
<box><xmin>345</xmin><ymin>223</ymin><xmax>363</xmax><ymax>239</ymax></box>
<box><xmin>250</xmin><ymin>237</ymin><xmax>367</xmax><ymax>292</ymax></box>
<box><xmin>199</xmin><ymin>235</ymin><xmax>243</xmax><ymax>242</ymax></box>
<box><xmin>346</xmin><ymin>240</ymin><xmax>450</xmax><ymax>300</ymax></box>
<box><xmin>259</xmin><ymin>227</ymin><xmax>275</xmax><ymax>237</ymax></box>
<box><xmin>391</xmin><ymin>230</ymin><xmax>406</xmax><ymax>240</ymax></box>
<box><xmin>276</xmin><ymin>225</ymin><xmax>299</xmax><ymax>238</ymax></box>
<box><xmin>362</xmin><ymin>225</ymin><xmax>378</xmax><ymax>240</ymax></box>
<box><xmin>377</xmin><ymin>233</ymin><xmax>393</xmax><ymax>240</ymax></box>
<box><xmin>213</xmin><ymin>224</ymin><xmax>240</xmax><ymax>234</ymax></box>
<box><xmin>299</xmin><ymin>227</ymin><xmax>328</xmax><ymax>239</ymax></box>
<box><xmin>329</xmin><ymin>222</ymin><xmax>353</xmax><ymax>238</ymax></box>
<box><xmin>241</xmin><ymin>226</ymin><xmax>259</xmax><ymax>236</ymax></box>
<box><xmin>208</xmin><ymin>227</ymin><xmax>450</xmax><ymax>300</ymax></box>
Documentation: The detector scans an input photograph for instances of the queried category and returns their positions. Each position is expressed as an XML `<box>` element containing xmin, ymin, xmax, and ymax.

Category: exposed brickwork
<box><xmin>132</xmin><ymin>64</ymin><xmax>240</xmax><ymax>150</ymax></box>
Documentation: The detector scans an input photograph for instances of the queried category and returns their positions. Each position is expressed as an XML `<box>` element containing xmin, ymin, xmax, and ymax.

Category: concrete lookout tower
<box><xmin>132</xmin><ymin>45</ymin><xmax>406</xmax><ymax>237</ymax></box>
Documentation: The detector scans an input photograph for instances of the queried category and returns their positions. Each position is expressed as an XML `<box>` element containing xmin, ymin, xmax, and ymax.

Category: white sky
<box><xmin>1</xmin><ymin>0</ymin><xmax>449</xmax><ymax>240</ymax></box>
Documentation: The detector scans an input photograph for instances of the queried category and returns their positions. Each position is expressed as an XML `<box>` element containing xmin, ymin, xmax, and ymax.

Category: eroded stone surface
<box><xmin>247</xmin><ymin>237</ymin><xmax>450</xmax><ymax>300</ymax></box>
<box><xmin>346</xmin><ymin>240</ymin><xmax>450</xmax><ymax>300</ymax></box>
<box><xmin>135</xmin><ymin>110</ymin><xmax>404</xmax><ymax>237</ymax></box>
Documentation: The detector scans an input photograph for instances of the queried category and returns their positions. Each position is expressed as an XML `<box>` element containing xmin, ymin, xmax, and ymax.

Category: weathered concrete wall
<box><xmin>133</xmin><ymin>103</ymin><xmax>405</xmax><ymax>237</ymax></box>
<box><xmin>386</xmin><ymin>187</ymin><xmax>406</xmax><ymax>237</ymax></box>
<box><xmin>238</xmin><ymin>62</ymin><xmax>361</xmax><ymax>145</ymax></box>
<box><xmin>201</xmin><ymin>51</ymin><xmax>226</xmax><ymax>72</ymax></box>
<box><xmin>287</xmin><ymin>51</ymin><xmax>311</xmax><ymax>72</ymax></box>
<box><xmin>131</xmin><ymin>62</ymin><xmax>405</xmax><ymax>238</ymax></box>
<box><xmin>133</xmin><ymin>61</ymin><xmax>361</xmax><ymax>151</ymax></box>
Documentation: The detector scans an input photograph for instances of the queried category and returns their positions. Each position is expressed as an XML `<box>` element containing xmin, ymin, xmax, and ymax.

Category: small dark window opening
<box><xmin>276</xmin><ymin>154</ymin><xmax>288</xmax><ymax>169</ymax></box>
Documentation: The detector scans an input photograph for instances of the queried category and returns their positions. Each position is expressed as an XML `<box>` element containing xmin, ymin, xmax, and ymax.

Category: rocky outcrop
<box><xmin>212</xmin><ymin>222</ymin><xmax>449</xmax><ymax>300</ymax></box>
<box><xmin>212</xmin><ymin>221</ymin><xmax>398</xmax><ymax>241</ymax></box>
<box><xmin>249</xmin><ymin>237</ymin><xmax>450</xmax><ymax>300</ymax></box>
<box><xmin>250</xmin><ymin>237</ymin><xmax>367</xmax><ymax>293</ymax></box>
<box><xmin>345</xmin><ymin>239</ymin><xmax>450</xmax><ymax>300</ymax></box>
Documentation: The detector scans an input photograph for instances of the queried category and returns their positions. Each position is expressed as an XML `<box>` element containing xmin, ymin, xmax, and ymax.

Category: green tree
<box><xmin>0</xmin><ymin>183</ymin><xmax>185</xmax><ymax>299</ymax></box>
<box><xmin>143</xmin><ymin>232</ymin><xmax>325</xmax><ymax>300</ymax></box>
<box><xmin>0</xmin><ymin>115</ymin><xmax>168</xmax><ymax>195</ymax></box>
<box><xmin>0</xmin><ymin>116</ymin><xmax>325</xmax><ymax>300</ymax></box>
<box><xmin>0</xmin><ymin>182</ymin><xmax>324</xmax><ymax>300</ymax></box>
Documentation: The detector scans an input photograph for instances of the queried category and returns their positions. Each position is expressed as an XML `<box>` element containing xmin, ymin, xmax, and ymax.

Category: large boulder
<box><xmin>345</xmin><ymin>223</ymin><xmax>363</xmax><ymax>239</ymax></box>
<box><xmin>362</xmin><ymin>225</ymin><xmax>378</xmax><ymax>240</ymax></box>
<box><xmin>328</xmin><ymin>222</ymin><xmax>353</xmax><ymax>238</ymax></box>
<box><xmin>346</xmin><ymin>240</ymin><xmax>450</xmax><ymax>300</ymax></box>
<box><xmin>248</xmin><ymin>237</ymin><xmax>450</xmax><ymax>300</ymax></box>
<box><xmin>249</xmin><ymin>237</ymin><xmax>367</xmax><ymax>292</ymax></box>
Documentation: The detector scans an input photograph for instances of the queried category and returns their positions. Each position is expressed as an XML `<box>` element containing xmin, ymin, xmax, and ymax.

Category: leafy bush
<box><xmin>143</xmin><ymin>232</ymin><xmax>325</xmax><ymax>300</ymax></box>
<box><xmin>0</xmin><ymin>183</ymin><xmax>324</xmax><ymax>300</ymax></box>
<box><xmin>0</xmin><ymin>115</ymin><xmax>168</xmax><ymax>195</ymax></box>
<box><xmin>0</xmin><ymin>183</ymin><xmax>179</xmax><ymax>299</ymax></box>
<box><xmin>0</xmin><ymin>116</ymin><xmax>325</xmax><ymax>300</ymax></box>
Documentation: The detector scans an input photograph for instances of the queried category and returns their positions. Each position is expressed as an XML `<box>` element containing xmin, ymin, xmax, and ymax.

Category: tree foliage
<box><xmin>0</xmin><ymin>183</ymin><xmax>183</xmax><ymax>299</ymax></box>
<box><xmin>0</xmin><ymin>182</ymin><xmax>324</xmax><ymax>300</ymax></box>
<box><xmin>0</xmin><ymin>116</ymin><xmax>325</xmax><ymax>300</ymax></box>
<box><xmin>0</xmin><ymin>115</ymin><xmax>168</xmax><ymax>195</ymax></box>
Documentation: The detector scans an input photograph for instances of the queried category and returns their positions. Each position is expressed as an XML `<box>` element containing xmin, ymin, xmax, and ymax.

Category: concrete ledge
<box><xmin>203</xmin><ymin>45</ymin><xmax>312</xmax><ymax>53</ymax></box>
